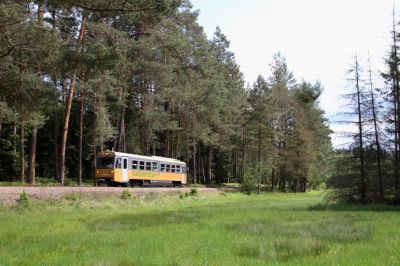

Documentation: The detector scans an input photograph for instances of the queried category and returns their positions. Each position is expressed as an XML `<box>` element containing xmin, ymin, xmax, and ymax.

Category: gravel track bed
<box><xmin>0</xmin><ymin>186</ymin><xmax>230</xmax><ymax>205</ymax></box>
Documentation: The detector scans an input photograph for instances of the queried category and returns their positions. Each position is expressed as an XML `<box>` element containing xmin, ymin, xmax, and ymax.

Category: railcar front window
<box><xmin>96</xmin><ymin>157</ymin><xmax>115</xmax><ymax>169</ymax></box>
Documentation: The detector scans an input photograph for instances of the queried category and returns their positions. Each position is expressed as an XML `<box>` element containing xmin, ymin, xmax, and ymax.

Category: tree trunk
<box><xmin>368</xmin><ymin>57</ymin><xmax>383</xmax><ymax>199</ymax></box>
<box><xmin>271</xmin><ymin>167</ymin><xmax>275</xmax><ymax>191</ymax></box>
<box><xmin>117</xmin><ymin>106</ymin><xmax>126</xmax><ymax>152</ymax></box>
<box><xmin>200</xmin><ymin>155</ymin><xmax>206</xmax><ymax>184</ymax></box>
<box><xmin>53</xmin><ymin>78</ymin><xmax>60</xmax><ymax>181</ymax></box>
<box><xmin>193</xmin><ymin>144</ymin><xmax>197</xmax><ymax>184</ymax></box>
<box><xmin>355</xmin><ymin>57</ymin><xmax>367</xmax><ymax>202</ymax></box>
<box><xmin>92</xmin><ymin>98</ymin><xmax>97</xmax><ymax>186</ymax></box>
<box><xmin>207</xmin><ymin>145</ymin><xmax>212</xmax><ymax>184</ymax></box>
<box><xmin>59</xmin><ymin>14</ymin><xmax>87</xmax><ymax>185</ymax></box>
<box><xmin>241</xmin><ymin>130</ymin><xmax>246</xmax><ymax>183</ymax></box>
<box><xmin>390</xmin><ymin>11</ymin><xmax>400</xmax><ymax>197</ymax></box>
<box><xmin>12</xmin><ymin>124</ymin><xmax>17</xmax><ymax>182</ymax></box>
<box><xmin>37</xmin><ymin>0</ymin><xmax>44</xmax><ymax>26</ymax></box>
<box><xmin>19</xmin><ymin>117</ymin><xmax>24</xmax><ymax>183</ymax></box>
<box><xmin>78</xmin><ymin>72</ymin><xmax>85</xmax><ymax>186</ymax></box>
<box><xmin>257</xmin><ymin>125</ymin><xmax>261</xmax><ymax>194</ymax></box>
<box><xmin>28</xmin><ymin>126</ymin><xmax>37</xmax><ymax>185</ymax></box>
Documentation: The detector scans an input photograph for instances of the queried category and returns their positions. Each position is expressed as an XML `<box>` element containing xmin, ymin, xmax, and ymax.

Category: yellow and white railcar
<box><xmin>95</xmin><ymin>151</ymin><xmax>187</xmax><ymax>186</ymax></box>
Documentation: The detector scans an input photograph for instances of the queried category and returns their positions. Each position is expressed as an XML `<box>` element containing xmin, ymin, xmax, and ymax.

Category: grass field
<box><xmin>0</xmin><ymin>191</ymin><xmax>399</xmax><ymax>265</ymax></box>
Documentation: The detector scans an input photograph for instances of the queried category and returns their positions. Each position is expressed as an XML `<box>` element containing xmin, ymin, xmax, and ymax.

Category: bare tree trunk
<box><xmin>200</xmin><ymin>154</ymin><xmax>206</xmax><ymax>184</ymax></box>
<box><xmin>19</xmin><ymin>117</ymin><xmax>24</xmax><ymax>183</ymax></box>
<box><xmin>232</xmin><ymin>150</ymin><xmax>236</xmax><ymax>182</ymax></box>
<box><xmin>53</xmin><ymin>78</ymin><xmax>60</xmax><ymax>181</ymax></box>
<box><xmin>368</xmin><ymin>56</ymin><xmax>383</xmax><ymax>199</ymax></box>
<box><xmin>257</xmin><ymin>125</ymin><xmax>261</xmax><ymax>194</ymax></box>
<box><xmin>392</xmin><ymin>13</ymin><xmax>400</xmax><ymax>195</ymax></box>
<box><xmin>12</xmin><ymin>125</ymin><xmax>17</xmax><ymax>182</ymax></box>
<box><xmin>37</xmin><ymin>0</ymin><xmax>44</xmax><ymax>27</ymax></box>
<box><xmin>241</xmin><ymin>130</ymin><xmax>246</xmax><ymax>183</ymax></box>
<box><xmin>355</xmin><ymin>56</ymin><xmax>366</xmax><ymax>202</ymax></box>
<box><xmin>118</xmin><ymin>106</ymin><xmax>126</xmax><ymax>152</ymax></box>
<box><xmin>78</xmin><ymin>72</ymin><xmax>85</xmax><ymax>186</ymax></box>
<box><xmin>59</xmin><ymin>14</ymin><xmax>87</xmax><ymax>185</ymax></box>
<box><xmin>28</xmin><ymin>126</ymin><xmax>37</xmax><ymax>185</ymax></box>
<box><xmin>175</xmin><ymin>132</ymin><xmax>180</xmax><ymax>158</ymax></box>
<box><xmin>92</xmin><ymin>94</ymin><xmax>97</xmax><ymax>186</ymax></box>
<box><xmin>271</xmin><ymin>167</ymin><xmax>275</xmax><ymax>191</ymax></box>
<box><xmin>51</xmin><ymin>10</ymin><xmax>60</xmax><ymax>182</ymax></box>
<box><xmin>207</xmin><ymin>145</ymin><xmax>212</xmax><ymax>184</ymax></box>
<box><xmin>193</xmin><ymin>144</ymin><xmax>197</xmax><ymax>184</ymax></box>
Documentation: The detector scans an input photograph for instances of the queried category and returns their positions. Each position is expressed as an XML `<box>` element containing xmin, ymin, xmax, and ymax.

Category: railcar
<box><xmin>95</xmin><ymin>151</ymin><xmax>187</xmax><ymax>186</ymax></box>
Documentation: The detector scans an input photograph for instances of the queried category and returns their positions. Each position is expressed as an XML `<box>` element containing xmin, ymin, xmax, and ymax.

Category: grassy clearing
<box><xmin>0</xmin><ymin>192</ymin><xmax>399</xmax><ymax>265</ymax></box>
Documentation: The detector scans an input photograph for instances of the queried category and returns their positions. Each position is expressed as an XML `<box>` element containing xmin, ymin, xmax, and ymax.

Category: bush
<box><xmin>121</xmin><ymin>190</ymin><xmax>132</xmax><ymax>200</ymax></box>
<box><xmin>241</xmin><ymin>167</ymin><xmax>257</xmax><ymax>195</ymax></box>
<box><xmin>189</xmin><ymin>187</ymin><xmax>198</xmax><ymax>196</ymax></box>
<box><xmin>65</xmin><ymin>193</ymin><xmax>80</xmax><ymax>201</ymax></box>
<box><xmin>17</xmin><ymin>190</ymin><xmax>29</xmax><ymax>207</ymax></box>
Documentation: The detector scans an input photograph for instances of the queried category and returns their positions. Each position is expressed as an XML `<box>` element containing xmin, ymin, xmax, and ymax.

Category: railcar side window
<box><xmin>146</xmin><ymin>162</ymin><xmax>151</xmax><ymax>171</ymax></box>
<box><xmin>139</xmin><ymin>161</ymin><xmax>145</xmax><ymax>170</ymax></box>
<box><xmin>161</xmin><ymin>164</ymin><xmax>165</xmax><ymax>171</ymax></box>
<box><xmin>115</xmin><ymin>158</ymin><xmax>122</xmax><ymax>168</ymax></box>
<box><xmin>123</xmin><ymin>158</ymin><xmax>127</xmax><ymax>169</ymax></box>
<box><xmin>176</xmin><ymin>165</ymin><xmax>181</xmax><ymax>173</ymax></box>
<box><xmin>166</xmin><ymin>164</ymin><xmax>170</xmax><ymax>172</ymax></box>
<box><xmin>152</xmin><ymin>162</ymin><xmax>158</xmax><ymax>171</ymax></box>
<box><xmin>171</xmin><ymin>165</ymin><xmax>176</xmax><ymax>173</ymax></box>
<box><xmin>132</xmin><ymin>160</ymin><xmax>138</xmax><ymax>169</ymax></box>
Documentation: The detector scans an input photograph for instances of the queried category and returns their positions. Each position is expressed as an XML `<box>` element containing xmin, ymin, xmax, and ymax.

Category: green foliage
<box><xmin>121</xmin><ymin>190</ymin><xmax>132</xmax><ymax>200</ymax></box>
<box><xmin>189</xmin><ymin>187</ymin><xmax>198</xmax><ymax>196</ymax></box>
<box><xmin>241</xmin><ymin>166</ymin><xmax>257</xmax><ymax>195</ymax></box>
<box><xmin>17</xmin><ymin>190</ymin><xmax>29</xmax><ymax>208</ymax></box>
<box><xmin>0</xmin><ymin>1</ymin><xmax>332</xmax><ymax>190</ymax></box>
<box><xmin>65</xmin><ymin>193</ymin><xmax>80</xmax><ymax>201</ymax></box>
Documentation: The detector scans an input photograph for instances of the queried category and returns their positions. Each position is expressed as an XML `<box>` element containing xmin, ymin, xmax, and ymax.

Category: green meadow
<box><xmin>0</xmin><ymin>191</ymin><xmax>399</xmax><ymax>265</ymax></box>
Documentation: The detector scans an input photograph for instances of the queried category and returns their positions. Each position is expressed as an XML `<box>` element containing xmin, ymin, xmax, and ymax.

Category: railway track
<box><xmin>0</xmin><ymin>186</ymin><xmax>237</xmax><ymax>204</ymax></box>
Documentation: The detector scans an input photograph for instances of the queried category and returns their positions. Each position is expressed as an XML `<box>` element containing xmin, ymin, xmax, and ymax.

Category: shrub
<box><xmin>242</xmin><ymin>166</ymin><xmax>257</xmax><ymax>195</ymax></box>
<box><xmin>65</xmin><ymin>193</ymin><xmax>80</xmax><ymax>201</ymax></box>
<box><xmin>189</xmin><ymin>187</ymin><xmax>198</xmax><ymax>196</ymax></box>
<box><xmin>17</xmin><ymin>190</ymin><xmax>29</xmax><ymax>207</ymax></box>
<box><xmin>121</xmin><ymin>190</ymin><xmax>132</xmax><ymax>200</ymax></box>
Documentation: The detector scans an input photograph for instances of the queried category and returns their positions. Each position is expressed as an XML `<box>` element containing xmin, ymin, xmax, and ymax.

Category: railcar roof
<box><xmin>97</xmin><ymin>151</ymin><xmax>186</xmax><ymax>165</ymax></box>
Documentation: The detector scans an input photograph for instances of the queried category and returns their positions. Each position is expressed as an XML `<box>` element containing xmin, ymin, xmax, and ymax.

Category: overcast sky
<box><xmin>191</xmin><ymin>0</ymin><xmax>394</xmax><ymax>147</ymax></box>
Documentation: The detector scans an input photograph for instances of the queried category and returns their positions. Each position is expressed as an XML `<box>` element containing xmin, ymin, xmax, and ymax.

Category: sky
<box><xmin>191</xmin><ymin>0</ymin><xmax>395</xmax><ymax>147</ymax></box>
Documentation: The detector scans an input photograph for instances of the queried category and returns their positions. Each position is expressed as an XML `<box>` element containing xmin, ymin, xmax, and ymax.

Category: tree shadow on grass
<box><xmin>308</xmin><ymin>203</ymin><xmax>400</xmax><ymax>212</ymax></box>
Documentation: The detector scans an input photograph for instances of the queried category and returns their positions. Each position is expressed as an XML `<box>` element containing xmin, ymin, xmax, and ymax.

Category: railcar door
<box><xmin>122</xmin><ymin>157</ymin><xmax>129</xmax><ymax>183</ymax></box>
<box><xmin>181</xmin><ymin>166</ymin><xmax>185</xmax><ymax>184</ymax></box>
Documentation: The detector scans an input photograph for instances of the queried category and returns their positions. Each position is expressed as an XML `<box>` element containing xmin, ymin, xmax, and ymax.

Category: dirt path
<box><xmin>0</xmin><ymin>186</ymin><xmax>234</xmax><ymax>205</ymax></box>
